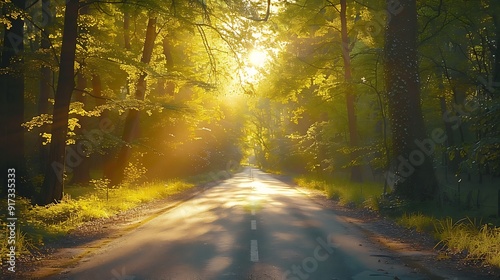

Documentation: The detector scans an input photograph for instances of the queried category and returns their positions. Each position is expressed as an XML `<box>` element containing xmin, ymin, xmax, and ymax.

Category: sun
<box><xmin>238</xmin><ymin>49</ymin><xmax>270</xmax><ymax>87</ymax></box>
<box><xmin>249</xmin><ymin>50</ymin><xmax>267</xmax><ymax>67</ymax></box>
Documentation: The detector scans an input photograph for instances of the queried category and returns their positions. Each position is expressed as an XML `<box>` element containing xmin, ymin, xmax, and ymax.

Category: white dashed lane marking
<box><xmin>250</xmin><ymin>170</ymin><xmax>259</xmax><ymax>263</ymax></box>
<box><xmin>250</xmin><ymin>240</ymin><xmax>259</xmax><ymax>262</ymax></box>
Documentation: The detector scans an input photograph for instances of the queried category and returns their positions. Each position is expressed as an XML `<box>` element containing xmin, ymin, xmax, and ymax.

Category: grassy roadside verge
<box><xmin>0</xmin><ymin>170</ymin><xmax>234</xmax><ymax>265</ymax></box>
<box><xmin>293</xmin><ymin>174</ymin><xmax>500</xmax><ymax>268</ymax></box>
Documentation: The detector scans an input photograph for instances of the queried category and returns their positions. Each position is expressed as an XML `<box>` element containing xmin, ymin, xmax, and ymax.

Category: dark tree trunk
<box><xmin>38</xmin><ymin>0</ymin><xmax>53</xmax><ymax>173</ymax></box>
<box><xmin>109</xmin><ymin>17</ymin><xmax>157</xmax><ymax>185</ymax></box>
<box><xmin>40</xmin><ymin>0</ymin><xmax>79</xmax><ymax>205</ymax></box>
<box><xmin>68</xmin><ymin>5</ymin><xmax>91</xmax><ymax>185</ymax></box>
<box><xmin>384</xmin><ymin>0</ymin><xmax>438</xmax><ymax>200</ymax></box>
<box><xmin>156</xmin><ymin>36</ymin><xmax>176</xmax><ymax>96</ymax></box>
<box><xmin>124</xmin><ymin>9</ymin><xmax>131</xmax><ymax>50</ymax></box>
<box><xmin>38</xmin><ymin>65</ymin><xmax>52</xmax><ymax>168</ymax></box>
<box><xmin>0</xmin><ymin>0</ymin><xmax>31</xmax><ymax>198</ymax></box>
<box><xmin>163</xmin><ymin>37</ymin><xmax>174</xmax><ymax>71</ymax></box>
<box><xmin>340</xmin><ymin>0</ymin><xmax>362</xmax><ymax>182</ymax></box>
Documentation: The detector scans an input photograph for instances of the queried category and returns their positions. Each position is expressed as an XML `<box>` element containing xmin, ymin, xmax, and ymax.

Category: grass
<box><xmin>294</xmin><ymin>175</ymin><xmax>384</xmax><ymax>209</ymax></box>
<box><xmin>435</xmin><ymin>217</ymin><xmax>500</xmax><ymax>265</ymax></box>
<box><xmin>0</xmin><ymin>170</ymin><xmax>227</xmax><ymax>265</ymax></box>
<box><xmin>399</xmin><ymin>214</ymin><xmax>500</xmax><ymax>267</ymax></box>
<box><xmin>397</xmin><ymin>212</ymin><xmax>436</xmax><ymax>233</ymax></box>
<box><xmin>294</xmin><ymin>174</ymin><xmax>500</xmax><ymax>269</ymax></box>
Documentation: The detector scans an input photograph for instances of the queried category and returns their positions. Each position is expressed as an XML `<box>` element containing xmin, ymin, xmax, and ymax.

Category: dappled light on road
<box><xmin>51</xmin><ymin>169</ymin><xmax>435</xmax><ymax>280</ymax></box>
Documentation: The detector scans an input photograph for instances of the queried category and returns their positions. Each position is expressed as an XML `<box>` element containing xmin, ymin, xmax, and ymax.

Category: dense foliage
<box><xmin>1</xmin><ymin>0</ymin><xmax>499</xmax><ymax>204</ymax></box>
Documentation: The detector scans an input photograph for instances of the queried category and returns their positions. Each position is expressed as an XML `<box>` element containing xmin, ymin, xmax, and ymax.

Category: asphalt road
<box><xmin>51</xmin><ymin>168</ymin><xmax>437</xmax><ymax>280</ymax></box>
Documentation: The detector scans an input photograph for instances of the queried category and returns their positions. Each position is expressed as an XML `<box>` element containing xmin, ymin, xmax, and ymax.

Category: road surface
<box><xmin>51</xmin><ymin>168</ymin><xmax>440</xmax><ymax>280</ymax></box>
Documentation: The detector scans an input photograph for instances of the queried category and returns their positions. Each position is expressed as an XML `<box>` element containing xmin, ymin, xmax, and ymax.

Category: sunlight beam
<box><xmin>249</xmin><ymin>50</ymin><xmax>267</xmax><ymax>67</ymax></box>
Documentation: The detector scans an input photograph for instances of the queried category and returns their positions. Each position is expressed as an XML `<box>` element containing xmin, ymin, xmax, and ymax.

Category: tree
<box><xmin>384</xmin><ymin>0</ymin><xmax>438</xmax><ymax>200</ymax></box>
<box><xmin>38</xmin><ymin>0</ymin><xmax>53</xmax><ymax>170</ymax></box>
<box><xmin>340</xmin><ymin>0</ymin><xmax>362</xmax><ymax>182</ymax></box>
<box><xmin>0</xmin><ymin>0</ymin><xmax>31</xmax><ymax>197</ymax></box>
<box><xmin>40</xmin><ymin>0</ymin><xmax>79</xmax><ymax>204</ymax></box>
<box><xmin>108</xmin><ymin>15</ymin><xmax>158</xmax><ymax>185</ymax></box>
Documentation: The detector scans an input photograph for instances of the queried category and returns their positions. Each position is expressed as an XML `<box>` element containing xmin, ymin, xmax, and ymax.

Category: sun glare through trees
<box><xmin>242</xmin><ymin>49</ymin><xmax>269</xmax><ymax>84</ymax></box>
<box><xmin>249</xmin><ymin>50</ymin><xmax>268</xmax><ymax>67</ymax></box>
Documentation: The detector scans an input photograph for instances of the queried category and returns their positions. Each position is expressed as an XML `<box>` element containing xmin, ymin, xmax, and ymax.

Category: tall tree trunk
<box><xmin>68</xmin><ymin>4</ymin><xmax>91</xmax><ymax>185</ymax></box>
<box><xmin>163</xmin><ymin>37</ymin><xmax>176</xmax><ymax>95</ymax></box>
<box><xmin>38</xmin><ymin>0</ymin><xmax>53</xmax><ymax>174</ymax></box>
<box><xmin>40</xmin><ymin>0</ymin><xmax>79</xmax><ymax>205</ymax></box>
<box><xmin>0</xmin><ymin>0</ymin><xmax>30</xmax><ymax>198</ymax></box>
<box><xmin>92</xmin><ymin>73</ymin><xmax>113</xmax><ymax>175</ymax></box>
<box><xmin>384</xmin><ymin>0</ymin><xmax>438</xmax><ymax>200</ymax></box>
<box><xmin>340</xmin><ymin>0</ymin><xmax>362</xmax><ymax>182</ymax></box>
<box><xmin>155</xmin><ymin>37</ymin><xmax>176</xmax><ymax>96</ymax></box>
<box><xmin>109</xmin><ymin>16</ymin><xmax>157</xmax><ymax>185</ymax></box>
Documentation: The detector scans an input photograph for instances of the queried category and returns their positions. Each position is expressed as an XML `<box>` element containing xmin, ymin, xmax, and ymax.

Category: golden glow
<box><xmin>240</xmin><ymin>50</ymin><xmax>268</xmax><ymax>85</ymax></box>
<box><xmin>249</xmin><ymin>50</ymin><xmax>267</xmax><ymax>67</ymax></box>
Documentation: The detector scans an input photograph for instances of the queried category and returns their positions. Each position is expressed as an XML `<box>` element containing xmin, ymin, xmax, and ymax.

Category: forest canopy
<box><xmin>0</xmin><ymin>0</ymin><xmax>499</xmax><ymax>206</ymax></box>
